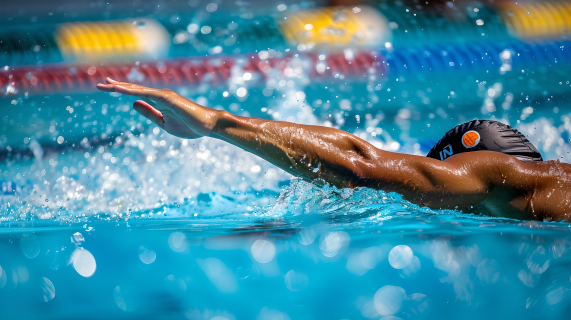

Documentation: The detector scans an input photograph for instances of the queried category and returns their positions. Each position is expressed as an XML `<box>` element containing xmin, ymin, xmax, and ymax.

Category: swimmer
<box><xmin>97</xmin><ymin>78</ymin><xmax>571</xmax><ymax>221</ymax></box>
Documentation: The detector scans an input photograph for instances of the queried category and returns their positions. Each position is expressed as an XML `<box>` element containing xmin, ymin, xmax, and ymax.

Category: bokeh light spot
<box><xmin>388</xmin><ymin>245</ymin><xmax>413</xmax><ymax>269</ymax></box>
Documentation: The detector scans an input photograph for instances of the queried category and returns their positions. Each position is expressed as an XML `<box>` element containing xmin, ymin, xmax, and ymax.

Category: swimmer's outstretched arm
<box><xmin>97</xmin><ymin>78</ymin><xmax>382</xmax><ymax>186</ymax></box>
<box><xmin>96</xmin><ymin>79</ymin><xmax>545</xmax><ymax>214</ymax></box>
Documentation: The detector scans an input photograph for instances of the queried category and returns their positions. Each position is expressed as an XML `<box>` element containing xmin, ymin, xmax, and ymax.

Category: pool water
<box><xmin>3</xmin><ymin>27</ymin><xmax>571</xmax><ymax>318</ymax></box>
<box><xmin>2</xmin><ymin>76</ymin><xmax>571</xmax><ymax>319</ymax></box>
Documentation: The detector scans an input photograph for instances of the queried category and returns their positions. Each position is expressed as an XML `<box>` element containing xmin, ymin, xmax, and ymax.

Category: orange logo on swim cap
<box><xmin>462</xmin><ymin>130</ymin><xmax>480</xmax><ymax>148</ymax></box>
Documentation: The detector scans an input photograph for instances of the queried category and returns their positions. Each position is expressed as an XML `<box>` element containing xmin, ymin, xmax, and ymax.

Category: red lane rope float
<box><xmin>1</xmin><ymin>51</ymin><xmax>386</xmax><ymax>97</ymax></box>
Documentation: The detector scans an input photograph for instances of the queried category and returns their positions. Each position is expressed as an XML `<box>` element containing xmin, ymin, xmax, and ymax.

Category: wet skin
<box><xmin>97</xmin><ymin>78</ymin><xmax>571</xmax><ymax>221</ymax></box>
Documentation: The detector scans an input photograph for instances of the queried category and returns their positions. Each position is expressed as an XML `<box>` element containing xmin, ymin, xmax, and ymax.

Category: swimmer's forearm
<box><xmin>210</xmin><ymin>111</ymin><xmax>378</xmax><ymax>187</ymax></box>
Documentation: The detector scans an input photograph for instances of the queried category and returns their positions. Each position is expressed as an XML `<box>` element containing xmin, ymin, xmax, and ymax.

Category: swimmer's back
<box><xmin>518</xmin><ymin>159</ymin><xmax>571</xmax><ymax>221</ymax></box>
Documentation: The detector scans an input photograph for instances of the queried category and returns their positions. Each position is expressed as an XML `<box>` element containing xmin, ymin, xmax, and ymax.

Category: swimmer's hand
<box><xmin>96</xmin><ymin>78</ymin><xmax>219</xmax><ymax>139</ymax></box>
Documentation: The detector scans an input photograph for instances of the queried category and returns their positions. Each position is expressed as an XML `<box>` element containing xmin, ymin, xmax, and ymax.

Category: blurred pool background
<box><xmin>2</xmin><ymin>0</ymin><xmax>571</xmax><ymax>319</ymax></box>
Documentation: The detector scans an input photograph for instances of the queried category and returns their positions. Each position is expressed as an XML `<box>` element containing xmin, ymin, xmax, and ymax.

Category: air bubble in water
<box><xmin>72</xmin><ymin>232</ymin><xmax>85</xmax><ymax>245</ymax></box>
<box><xmin>72</xmin><ymin>248</ymin><xmax>96</xmax><ymax>277</ymax></box>
<box><xmin>168</xmin><ymin>232</ymin><xmax>187</xmax><ymax>252</ymax></box>
<box><xmin>0</xmin><ymin>266</ymin><xmax>7</xmax><ymax>288</ymax></box>
<box><xmin>40</xmin><ymin>277</ymin><xmax>55</xmax><ymax>302</ymax></box>
<box><xmin>206</xmin><ymin>3</ymin><xmax>217</xmax><ymax>12</ymax></box>
<box><xmin>251</xmin><ymin>239</ymin><xmax>276</xmax><ymax>263</ymax></box>
<box><xmin>437</xmin><ymin>259</ymin><xmax>460</xmax><ymax>283</ymax></box>
<box><xmin>298</xmin><ymin>228</ymin><xmax>316</xmax><ymax>245</ymax></box>
<box><xmin>319</xmin><ymin>231</ymin><xmax>350</xmax><ymax>257</ymax></box>
<box><xmin>374</xmin><ymin>285</ymin><xmax>405</xmax><ymax>316</ymax></box>
<box><xmin>398</xmin><ymin>256</ymin><xmax>421</xmax><ymax>278</ymax></box>
<box><xmin>454</xmin><ymin>275</ymin><xmax>474</xmax><ymax>302</ymax></box>
<box><xmin>138</xmin><ymin>245</ymin><xmax>157</xmax><ymax>264</ymax></box>
<box><xmin>20</xmin><ymin>234</ymin><xmax>41</xmax><ymax>259</ymax></box>
<box><xmin>389</xmin><ymin>245</ymin><xmax>413</xmax><ymax>269</ymax></box>
<box><xmin>3</xmin><ymin>269</ymin><xmax>17</xmax><ymax>291</ymax></box>
<box><xmin>285</xmin><ymin>270</ymin><xmax>309</xmax><ymax>291</ymax></box>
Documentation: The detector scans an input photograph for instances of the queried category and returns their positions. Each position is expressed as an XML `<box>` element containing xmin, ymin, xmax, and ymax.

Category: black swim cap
<box><xmin>426</xmin><ymin>120</ymin><xmax>543</xmax><ymax>162</ymax></box>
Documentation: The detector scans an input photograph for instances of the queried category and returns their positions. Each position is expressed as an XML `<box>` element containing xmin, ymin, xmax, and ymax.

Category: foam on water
<box><xmin>0</xmin><ymin>132</ymin><xmax>454</xmax><ymax>228</ymax></box>
<box><xmin>2</xmin><ymin>102</ymin><xmax>571</xmax><ymax>227</ymax></box>
<box><xmin>0</xmin><ymin>91</ymin><xmax>424</xmax><ymax>226</ymax></box>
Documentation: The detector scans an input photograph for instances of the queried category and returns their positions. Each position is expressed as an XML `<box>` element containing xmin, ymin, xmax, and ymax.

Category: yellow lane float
<box><xmin>278</xmin><ymin>6</ymin><xmax>392</xmax><ymax>51</ymax></box>
<box><xmin>56</xmin><ymin>18</ymin><xmax>171</xmax><ymax>62</ymax></box>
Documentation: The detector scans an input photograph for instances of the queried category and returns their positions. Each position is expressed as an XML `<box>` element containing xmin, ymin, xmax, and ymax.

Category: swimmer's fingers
<box><xmin>96</xmin><ymin>78</ymin><xmax>125</xmax><ymax>92</ymax></box>
<box><xmin>96</xmin><ymin>83</ymin><xmax>117</xmax><ymax>92</ymax></box>
<box><xmin>133</xmin><ymin>100</ymin><xmax>165</xmax><ymax>128</ymax></box>
<box><xmin>96</xmin><ymin>82</ymin><xmax>155</xmax><ymax>97</ymax></box>
<box><xmin>98</xmin><ymin>78</ymin><xmax>172</xmax><ymax>101</ymax></box>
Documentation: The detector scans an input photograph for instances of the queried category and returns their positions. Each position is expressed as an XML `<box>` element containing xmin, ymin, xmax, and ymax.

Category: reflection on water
<box><xmin>1</xmin><ymin>214</ymin><xmax>571</xmax><ymax>319</ymax></box>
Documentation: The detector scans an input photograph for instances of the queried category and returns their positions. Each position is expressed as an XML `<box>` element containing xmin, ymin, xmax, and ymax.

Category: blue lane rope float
<box><xmin>383</xmin><ymin>41</ymin><xmax>570</xmax><ymax>75</ymax></box>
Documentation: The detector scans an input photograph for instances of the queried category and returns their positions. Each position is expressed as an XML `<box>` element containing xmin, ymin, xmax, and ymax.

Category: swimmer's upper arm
<box><xmin>355</xmin><ymin>149</ymin><xmax>523</xmax><ymax>209</ymax></box>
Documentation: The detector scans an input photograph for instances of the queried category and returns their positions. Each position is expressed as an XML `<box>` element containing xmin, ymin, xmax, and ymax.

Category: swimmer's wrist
<box><xmin>209</xmin><ymin>109</ymin><xmax>261</xmax><ymax>141</ymax></box>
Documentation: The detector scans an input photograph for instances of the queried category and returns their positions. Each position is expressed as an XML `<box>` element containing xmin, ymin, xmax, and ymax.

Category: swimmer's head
<box><xmin>426</xmin><ymin>120</ymin><xmax>543</xmax><ymax>162</ymax></box>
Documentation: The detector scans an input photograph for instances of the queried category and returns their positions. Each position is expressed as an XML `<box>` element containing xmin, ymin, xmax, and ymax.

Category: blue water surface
<box><xmin>2</xmin><ymin>47</ymin><xmax>571</xmax><ymax>319</ymax></box>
